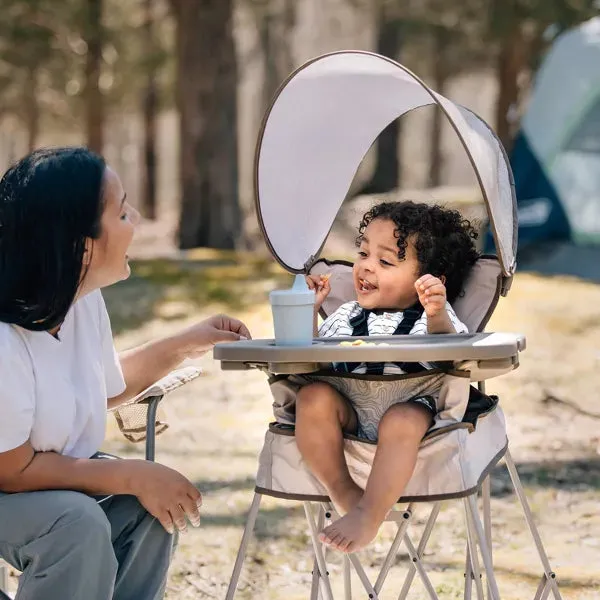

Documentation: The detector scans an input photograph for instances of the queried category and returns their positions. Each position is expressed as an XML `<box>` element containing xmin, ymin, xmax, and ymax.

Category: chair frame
<box><xmin>225</xmin><ymin>383</ymin><xmax>562</xmax><ymax>600</ymax></box>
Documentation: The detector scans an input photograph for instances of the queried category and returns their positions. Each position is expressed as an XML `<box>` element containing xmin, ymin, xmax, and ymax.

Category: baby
<box><xmin>297</xmin><ymin>200</ymin><xmax>479</xmax><ymax>553</ymax></box>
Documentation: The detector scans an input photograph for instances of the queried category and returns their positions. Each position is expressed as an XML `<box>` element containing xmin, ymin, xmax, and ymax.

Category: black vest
<box><xmin>336</xmin><ymin>305</ymin><xmax>426</xmax><ymax>375</ymax></box>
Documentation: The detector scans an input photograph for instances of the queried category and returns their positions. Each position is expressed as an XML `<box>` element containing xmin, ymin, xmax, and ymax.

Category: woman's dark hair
<box><xmin>0</xmin><ymin>147</ymin><xmax>106</xmax><ymax>330</ymax></box>
<box><xmin>357</xmin><ymin>200</ymin><xmax>479</xmax><ymax>303</ymax></box>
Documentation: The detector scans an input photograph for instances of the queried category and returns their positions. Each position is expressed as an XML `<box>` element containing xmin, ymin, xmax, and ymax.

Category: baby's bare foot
<box><xmin>328</xmin><ymin>481</ymin><xmax>363</xmax><ymax>515</ymax></box>
<box><xmin>318</xmin><ymin>505</ymin><xmax>381</xmax><ymax>553</ymax></box>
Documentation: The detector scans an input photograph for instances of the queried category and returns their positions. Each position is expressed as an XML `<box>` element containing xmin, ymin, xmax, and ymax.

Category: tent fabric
<box><xmin>255</xmin><ymin>51</ymin><xmax>517</xmax><ymax>277</ymax></box>
<box><xmin>513</xmin><ymin>17</ymin><xmax>600</xmax><ymax>251</ymax></box>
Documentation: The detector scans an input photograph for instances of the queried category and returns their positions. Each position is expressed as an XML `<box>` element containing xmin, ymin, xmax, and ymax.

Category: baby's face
<box><xmin>352</xmin><ymin>218</ymin><xmax>420</xmax><ymax>311</ymax></box>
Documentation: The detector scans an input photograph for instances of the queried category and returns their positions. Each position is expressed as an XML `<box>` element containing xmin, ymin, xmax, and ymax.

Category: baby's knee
<box><xmin>297</xmin><ymin>382</ymin><xmax>338</xmax><ymax>416</ymax></box>
<box><xmin>378</xmin><ymin>403</ymin><xmax>432</xmax><ymax>439</ymax></box>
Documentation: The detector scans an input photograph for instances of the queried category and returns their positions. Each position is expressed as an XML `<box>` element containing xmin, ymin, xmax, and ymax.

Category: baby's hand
<box><xmin>306</xmin><ymin>273</ymin><xmax>331</xmax><ymax>310</ymax></box>
<box><xmin>415</xmin><ymin>274</ymin><xmax>447</xmax><ymax>319</ymax></box>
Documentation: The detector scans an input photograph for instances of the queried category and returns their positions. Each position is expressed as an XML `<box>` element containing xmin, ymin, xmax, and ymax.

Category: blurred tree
<box><xmin>84</xmin><ymin>0</ymin><xmax>104</xmax><ymax>153</ymax></box>
<box><xmin>415</xmin><ymin>0</ymin><xmax>488</xmax><ymax>187</ymax></box>
<box><xmin>354</xmin><ymin>0</ymin><xmax>404</xmax><ymax>195</ymax></box>
<box><xmin>141</xmin><ymin>0</ymin><xmax>158</xmax><ymax>219</ymax></box>
<box><xmin>170</xmin><ymin>0</ymin><xmax>241</xmax><ymax>249</ymax></box>
<box><xmin>249</xmin><ymin>0</ymin><xmax>296</xmax><ymax>111</ymax></box>
<box><xmin>0</xmin><ymin>0</ymin><xmax>58</xmax><ymax>150</ymax></box>
<box><xmin>427</xmin><ymin>26</ymin><xmax>450</xmax><ymax>188</ymax></box>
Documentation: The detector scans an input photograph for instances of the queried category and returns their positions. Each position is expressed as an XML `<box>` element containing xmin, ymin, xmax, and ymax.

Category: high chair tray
<box><xmin>214</xmin><ymin>332</ymin><xmax>525</xmax><ymax>374</ymax></box>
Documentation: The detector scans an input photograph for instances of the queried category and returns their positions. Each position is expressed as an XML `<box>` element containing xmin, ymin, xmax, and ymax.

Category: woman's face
<box><xmin>83</xmin><ymin>167</ymin><xmax>139</xmax><ymax>291</ymax></box>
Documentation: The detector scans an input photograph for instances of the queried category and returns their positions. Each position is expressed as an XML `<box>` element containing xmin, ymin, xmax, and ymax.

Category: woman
<box><xmin>0</xmin><ymin>147</ymin><xmax>251</xmax><ymax>599</ymax></box>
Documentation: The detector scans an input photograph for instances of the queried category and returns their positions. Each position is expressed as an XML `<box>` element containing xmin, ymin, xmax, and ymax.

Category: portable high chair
<box><xmin>214</xmin><ymin>51</ymin><xmax>562</xmax><ymax>600</ymax></box>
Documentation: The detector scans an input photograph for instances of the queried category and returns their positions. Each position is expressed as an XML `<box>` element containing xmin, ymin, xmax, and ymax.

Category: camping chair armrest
<box><xmin>129</xmin><ymin>365</ymin><xmax>203</xmax><ymax>406</ymax></box>
<box><xmin>111</xmin><ymin>366</ymin><xmax>202</xmax><ymax>461</ymax></box>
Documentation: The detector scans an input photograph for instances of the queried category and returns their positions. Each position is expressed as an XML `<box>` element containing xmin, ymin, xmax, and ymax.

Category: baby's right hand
<box><xmin>306</xmin><ymin>274</ymin><xmax>331</xmax><ymax>310</ymax></box>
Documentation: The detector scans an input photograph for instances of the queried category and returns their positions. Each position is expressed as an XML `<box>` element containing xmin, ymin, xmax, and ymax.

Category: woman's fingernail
<box><xmin>166</xmin><ymin>525</ymin><xmax>174</xmax><ymax>534</ymax></box>
<box><xmin>239</xmin><ymin>335</ymin><xmax>248</xmax><ymax>340</ymax></box>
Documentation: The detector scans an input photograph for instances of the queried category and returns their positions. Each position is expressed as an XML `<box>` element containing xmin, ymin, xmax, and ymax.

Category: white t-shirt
<box><xmin>0</xmin><ymin>290</ymin><xmax>126</xmax><ymax>458</ymax></box>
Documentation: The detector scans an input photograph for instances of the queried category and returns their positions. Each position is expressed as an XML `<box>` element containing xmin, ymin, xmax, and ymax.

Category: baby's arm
<box><xmin>426</xmin><ymin>310</ymin><xmax>456</xmax><ymax>334</ymax></box>
<box><xmin>414</xmin><ymin>274</ymin><xmax>456</xmax><ymax>334</ymax></box>
<box><xmin>306</xmin><ymin>274</ymin><xmax>331</xmax><ymax>336</ymax></box>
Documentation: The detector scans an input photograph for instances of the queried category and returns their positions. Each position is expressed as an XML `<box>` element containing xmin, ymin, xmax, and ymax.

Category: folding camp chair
<box><xmin>213</xmin><ymin>51</ymin><xmax>562</xmax><ymax>599</ymax></box>
<box><xmin>0</xmin><ymin>365</ymin><xmax>201</xmax><ymax>598</ymax></box>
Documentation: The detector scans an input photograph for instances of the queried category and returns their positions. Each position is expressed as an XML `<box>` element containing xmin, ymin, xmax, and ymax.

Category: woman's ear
<box><xmin>82</xmin><ymin>238</ymin><xmax>93</xmax><ymax>266</ymax></box>
<box><xmin>440</xmin><ymin>275</ymin><xmax>447</xmax><ymax>285</ymax></box>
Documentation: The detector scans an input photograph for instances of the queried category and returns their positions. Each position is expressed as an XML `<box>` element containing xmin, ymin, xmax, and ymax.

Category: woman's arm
<box><xmin>0</xmin><ymin>441</ymin><xmax>136</xmax><ymax>495</ymax></box>
<box><xmin>0</xmin><ymin>441</ymin><xmax>202</xmax><ymax>533</ymax></box>
<box><xmin>108</xmin><ymin>314</ymin><xmax>251</xmax><ymax>409</ymax></box>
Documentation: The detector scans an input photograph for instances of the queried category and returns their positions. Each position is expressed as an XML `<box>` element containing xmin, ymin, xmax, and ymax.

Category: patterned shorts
<box><xmin>304</xmin><ymin>373</ymin><xmax>444</xmax><ymax>441</ymax></box>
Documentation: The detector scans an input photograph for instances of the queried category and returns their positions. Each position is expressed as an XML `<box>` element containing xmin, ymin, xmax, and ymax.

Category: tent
<box><xmin>493</xmin><ymin>17</ymin><xmax>600</xmax><ymax>280</ymax></box>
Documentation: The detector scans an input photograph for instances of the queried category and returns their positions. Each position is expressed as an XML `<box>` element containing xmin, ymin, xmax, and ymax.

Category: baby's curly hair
<box><xmin>356</xmin><ymin>200</ymin><xmax>479</xmax><ymax>303</ymax></box>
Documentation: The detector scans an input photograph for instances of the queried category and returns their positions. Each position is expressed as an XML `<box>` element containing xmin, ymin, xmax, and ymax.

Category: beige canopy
<box><xmin>254</xmin><ymin>51</ymin><xmax>517</xmax><ymax>279</ymax></box>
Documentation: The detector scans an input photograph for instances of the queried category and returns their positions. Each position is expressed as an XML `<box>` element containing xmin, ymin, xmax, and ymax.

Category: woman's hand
<box><xmin>177</xmin><ymin>314</ymin><xmax>252</xmax><ymax>359</ymax></box>
<box><xmin>125</xmin><ymin>460</ymin><xmax>202</xmax><ymax>534</ymax></box>
<box><xmin>306</xmin><ymin>274</ymin><xmax>331</xmax><ymax>311</ymax></box>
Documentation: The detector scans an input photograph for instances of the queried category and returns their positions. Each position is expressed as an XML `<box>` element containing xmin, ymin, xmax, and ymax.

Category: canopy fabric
<box><xmin>255</xmin><ymin>51</ymin><xmax>517</xmax><ymax>276</ymax></box>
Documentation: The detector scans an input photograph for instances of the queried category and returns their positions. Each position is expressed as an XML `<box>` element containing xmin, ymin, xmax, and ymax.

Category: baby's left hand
<box><xmin>415</xmin><ymin>274</ymin><xmax>447</xmax><ymax>318</ymax></box>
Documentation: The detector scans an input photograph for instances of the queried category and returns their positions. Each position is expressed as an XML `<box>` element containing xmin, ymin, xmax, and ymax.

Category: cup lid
<box><xmin>270</xmin><ymin>274</ymin><xmax>315</xmax><ymax>306</ymax></box>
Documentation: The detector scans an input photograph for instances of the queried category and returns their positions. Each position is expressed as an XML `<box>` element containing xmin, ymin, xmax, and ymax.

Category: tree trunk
<box><xmin>259</xmin><ymin>0</ymin><xmax>296</xmax><ymax>111</ymax></box>
<box><xmin>141</xmin><ymin>0</ymin><xmax>158</xmax><ymax>220</ymax></box>
<box><xmin>174</xmin><ymin>0</ymin><xmax>240</xmax><ymax>250</ymax></box>
<box><xmin>428</xmin><ymin>27</ymin><xmax>450</xmax><ymax>188</ymax></box>
<box><xmin>495</xmin><ymin>25</ymin><xmax>527</xmax><ymax>153</ymax></box>
<box><xmin>24</xmin><ymin>65</ymin><xmax>40</xmax><ymax>152</ymax></box>
<box><xmin>354</xmin><ymin>5</ymin><xmax>402</xmax><ymax>196</ymax></box>
<box><xmin>84</xmin><ymin>0</ymin><xmax>104</xmax><ymax>154</ymax></box>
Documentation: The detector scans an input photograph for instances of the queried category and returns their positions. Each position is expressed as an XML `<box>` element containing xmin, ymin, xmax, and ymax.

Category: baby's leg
<box><xmin>320</xmin><ymin>402</ymin><xmax>432</xmax><ymax>553</ymax></box>
<box><xmin>296</xmin><ymin>382</ymin><xmax>361</xmax><ymax>514</ymax></box>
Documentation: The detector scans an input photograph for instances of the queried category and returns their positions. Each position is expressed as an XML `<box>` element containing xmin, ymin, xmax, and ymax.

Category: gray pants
<box><xmin>0</xmin><ymin>490</ymin><xmax>176</xmax><ymax>600</ymax></box>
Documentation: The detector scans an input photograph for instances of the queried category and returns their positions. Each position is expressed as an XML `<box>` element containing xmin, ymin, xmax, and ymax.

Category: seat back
<box><xmin>309</xmin><ymin>255</ymin><xmax>503</xmax><ymax>333</ymax></box>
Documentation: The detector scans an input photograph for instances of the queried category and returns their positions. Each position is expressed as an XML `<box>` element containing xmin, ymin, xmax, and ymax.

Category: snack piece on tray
<box><xmin>338</xmin><ymin>339</ymin><xmax>390</xmax><ymax>347</ymax></box>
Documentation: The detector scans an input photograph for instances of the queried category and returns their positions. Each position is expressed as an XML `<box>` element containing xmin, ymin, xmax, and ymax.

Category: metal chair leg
<box><xmin>310</xmin><ymin>505</ymin><xmax>326</xmax><ymax>600</ymax></box>
<box><xmin>464</xmin><ymin>544</ymin><xmax>474</xmax><ymax>600</ymax></box>
<box><xmin>304</xmin><ymin>503</ymin><xmax>334</xmax><ymax>600</ymax></box>
<box><xmin>465</xmin><ymin>496</ymin><xmax>500</xmax><ymax>600</ymax></box>
<box><xmin>397</xmin><ymin>503</ymin><xmax>441</xmax><ymax>600</ymax></box>
<box><xmin>463</xmin><ymin>496</ymin><xmax>486</xmax><ymax>600</ymax></box>
<box><xmin>343</xmin><ymin>555</ymin><xmax>352</xmax><ymax>600</ymax></box>
<box><xmin>504</xmin><ymin>449</ymin><xmax>562</xmax><ymax>600</ymax></box>
<box><xmin>225</xmin><ymin>492</ymin><xmax>263</xmax><ymax>600</ymax></box>
<box><xmin>482</xmin><ymin>477</ymin><xmax>494</xmax><ymax>600</ymax></box>
<box><xmin>145</xmin><ymin>395</ymin><xmax>162</xmax><ymax>462</ymax></box>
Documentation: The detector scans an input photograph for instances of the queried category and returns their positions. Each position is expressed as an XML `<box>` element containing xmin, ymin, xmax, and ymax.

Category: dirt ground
<box><xmin>5</xmin><ymin>247</ymin><xmax>600</xmax><ymax>599</ymax></box>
